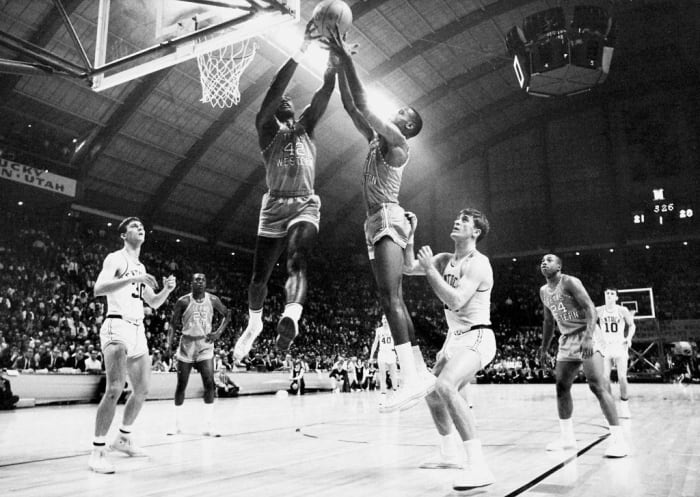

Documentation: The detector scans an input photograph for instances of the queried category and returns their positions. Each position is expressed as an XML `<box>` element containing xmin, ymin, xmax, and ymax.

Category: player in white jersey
<box><xmin>166</xmin><ymin>273</ymin><xmax>231</xmax><ymax>436</ymax></box>
<box><xmin>369</xmin><ymin>315</ymin><xmax>398</xmax><ymax>394</ymax></box>
<box><xmin>404</xmin><ymin>209</ymin><xmax>496</xmax><ymax>491</ymax></box>
<box><xmin>89</xmin><ymin>217</ymin><xmax>176</xmax><ymax>474</ymax></box>
<box><xmin>596</xmin><ymin>287</ymin><xmax>636</xmax><ymax>418</ymax></box>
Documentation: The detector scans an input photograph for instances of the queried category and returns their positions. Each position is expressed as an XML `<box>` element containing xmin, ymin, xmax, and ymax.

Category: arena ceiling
<box><xmin>0</xmin><ymin>0</ymin><xmax>698</xmax><ymax>254</ymax></box>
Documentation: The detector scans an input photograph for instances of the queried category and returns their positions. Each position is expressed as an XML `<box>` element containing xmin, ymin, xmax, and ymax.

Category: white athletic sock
<box><xmin>412</xmin><ymin>345</ymin><xmax>429</xmax><ymax>375</ymax></box>
<box><xmin>282</xmin><ymin>303</ymin><xmax>303</xmax><ymax>322</ymax></box>
<box><xmin>119</xmin><ymin>423</ymin><xmax>132</xmax><ymax>436</ymax></box>
<box><xmin>203</xmin><ymin>402</ymin><xmax>214</xmax><ymax>426</ymax></box>
<box><xmin>248</xmin><ymin>309</ymin><xmax>263</xmax><ymax>333</ymax></box>
<box><xmin>395</xmin><ymin>343</ymin><xmax>418</xmax><ymax>386</ymax></box>
<box><xmin>559</xmin><ymin>418</ymin><xmax>575</xmax><ymax>442</ymax></box>
<box><xmin>463</xmin><ymin>439</ymin><xmax>485</xmax><ymax>465</ymax></box>
<box><xmin>440</xmin><ymin>431</ymin><xmax>458</xmax><ymax>456</ymax></box>
<box><xmin>609</xmin><ymin>424</ymin><xmax>623</xmax><ymax>441</ymax></box>
<box><xmin>92</xmin><ymin>435</ymin><xmax>107</xmax><ymax>447</ymax></box>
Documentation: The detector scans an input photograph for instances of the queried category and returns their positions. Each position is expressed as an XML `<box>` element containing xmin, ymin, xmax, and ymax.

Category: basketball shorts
<box><xmin>603</xmin><ymin>341</ymin><xmax>629</xmax><ymax>361</ymax></box>
<box><xmin>364</xmin><ymin>203</ymin><xmax>410</xmax><ymax>260</ymax></box>
<box><xmin>441</xmin><ymin>327</ymin><xmax>497</xmax><ymax>369</ymax></box>
<box><xmin>557</xmin><ymin>327</ymin><xmax>605</xmax><ymax>362</ymax></box>
<box><xmin>176</xmin><ymin>335</ymin><xmax>214</xmax><ymax>363</ymax></box>
<box><xmin>257</xmin><ymin>192</ymin><xmax>321</xmax><ymax>238</ymax></box>
<box><xmin>377</xmin><ymin>351</ymin><xmax>397</xmax><ymax>366</ymax></box>
<box><xmin>99</xmin><ymin>317</ymin><xmax>148</xmax><ymax>359</ymax></box>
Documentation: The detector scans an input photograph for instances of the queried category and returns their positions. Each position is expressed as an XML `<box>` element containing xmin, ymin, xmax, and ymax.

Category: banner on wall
<box><xmin>0</xmin><ymin>153</ymin><xmax>77</xmax><ymax>197</ymax></box>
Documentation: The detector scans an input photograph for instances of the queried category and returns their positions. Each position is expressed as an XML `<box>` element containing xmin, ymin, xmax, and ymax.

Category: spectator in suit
<box><xmin>66</xmin><ymin>349</ymin><xmax>86</xmax><ymax>372</ymax></box>
<box><xmin>47</xmin><ymin>347</ymin><xmax>65</xmax><ymax>371</ymax></box>
<box><xmin>12</xmin><ymin>350</ymin><xmax>33</xmax><ymax>370</ymax></box>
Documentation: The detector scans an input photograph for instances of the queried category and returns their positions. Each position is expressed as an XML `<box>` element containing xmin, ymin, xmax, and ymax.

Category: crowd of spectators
<box><xmin>1</xmin><ymin>208</ymin><xmax>699</xmax><ymax>403</ymax></box>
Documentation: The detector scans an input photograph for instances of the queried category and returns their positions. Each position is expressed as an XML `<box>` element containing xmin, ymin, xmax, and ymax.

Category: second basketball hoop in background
<box><xmin>312</xmin><ymin>0</ymin><xmax>352</xmax><ymax>39</ymax></box>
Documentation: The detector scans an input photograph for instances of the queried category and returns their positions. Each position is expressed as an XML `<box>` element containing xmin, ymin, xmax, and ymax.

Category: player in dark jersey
<box><xmin>233</xmin><ymin>22</ymin><xmax>336</xmax><ymax>360</ymax></box>
<box><xmin>539</xmin><ymin>254</ymin><xmax>628</xmax><ymax>458</ymax></box>
<box><xmin>326</xmin><ymin>32</ymin><xmax>432</xmax><ymax>413</ymax></box>
<box><xmin>166</xmin><ymin>273</ymin><xmax>230</xmax><ymax>436</ymax></box>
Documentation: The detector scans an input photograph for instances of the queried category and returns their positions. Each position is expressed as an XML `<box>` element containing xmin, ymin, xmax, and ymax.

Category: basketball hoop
<box><xmin>196</xmin><ymin>37</ymin><xmax>257</xmax><ymax>108</ymax></box>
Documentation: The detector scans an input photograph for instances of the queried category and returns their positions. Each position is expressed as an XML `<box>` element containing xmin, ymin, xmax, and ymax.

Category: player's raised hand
<box><xmin>417</xmin><ymin>245</ymin><xmax>434</xmax><ymax>270</ymax></box>
<box><xmin>135</xmin><ymin>273</ymin><xmax>158</xmax><ymax>289</ymax></box>
<box><xmin>320</xmin><ymin>26</ymin><xmax>358</xmax><ymax>57</ymax></box>
<box><xmin>303</xmin><ymin>19</ymin><xmax>321</xmax><ymax>44</ymax></box>
<box><xmin>163</xmin><ymin>274</ymin><xmax>177</xmax><ymax>292</ymax></box>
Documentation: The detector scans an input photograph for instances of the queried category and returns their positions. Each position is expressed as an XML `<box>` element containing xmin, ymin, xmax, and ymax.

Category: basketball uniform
<box><xmin>258</xmin><ymin>123</ymin><xmax>320</xmax><ymax>237</ymax></box>
<box><xmin>439</xmin><ymin>252</ymin><xmax>496</xmax><ymax>368</ymax></box>
<box><xmin>176</xmin><ymin>293</ymin><xmax>215</xmax><ymax>363</ymax></box>
<box><xmin>541</xmin><ymin>277</ymin><xmax>604</xmax><ymax>362</ymax></box>
<box><xmin>362</xmin><ymin>133</ymin><xmax>411</xmax><ymax>260</ymax></box>
<box><xmin>597</xmin><ymin>305</ymin><xmax>629</xmax><ymax>360</ymax></box>
<box><xmin>99</xmin><ymin>249</ymin><xmax>148</xmax><ymax>359</ymax></box>
<box><xmin>376</xmin><ymin>325</ymin><xmax>397</xmax><ymax>365</ymax></box>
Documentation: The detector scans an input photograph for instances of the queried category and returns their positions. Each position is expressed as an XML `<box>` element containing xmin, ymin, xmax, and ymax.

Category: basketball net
<box><xmin>196</xmin><ymin>37</ymin><xmax>257</xmax><ymax>108</ymax></box>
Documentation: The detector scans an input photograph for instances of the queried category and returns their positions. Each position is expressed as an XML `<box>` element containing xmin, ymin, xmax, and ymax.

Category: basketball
<box><xmin>312</xmin><ymin>0</ymin><xmax>353</xmax><ymax>39</ymax></box>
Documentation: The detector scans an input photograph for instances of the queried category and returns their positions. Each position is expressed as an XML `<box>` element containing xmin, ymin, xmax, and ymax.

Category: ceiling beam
<box><xmin>366</xmin><ymin>0</ymin><xmax>532</xmax><ymax>81</ymax></box>
<box><xmin>76</xmin><ymin>68</ymin><xmax>173</xmax><ymax>198</ymax></box>
<box><xmin>141</xmin><ymin>66</ymin><xmax>278</xmax><ymax>223</ymax></box>
<box><xmin>0</xmin><ymin>0</ymin><xmax>83</xmax><ymax>99</ymax></box>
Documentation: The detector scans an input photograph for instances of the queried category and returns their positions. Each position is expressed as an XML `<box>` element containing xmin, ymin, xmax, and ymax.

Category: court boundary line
<box><xmin>503</xmin><ymin>434</ymin><xmax>610</xmax><ymax>497</ymax></box>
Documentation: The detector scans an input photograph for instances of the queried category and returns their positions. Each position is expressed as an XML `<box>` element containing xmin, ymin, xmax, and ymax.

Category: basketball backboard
<box><xmin>92</xmin><ymin>0</ymin><xmax>299</xmax><ymax>91</ymax></box>
<box><xmin>618</xmin><ymin>287</ymin><xmax>655</xmax><ymax>320</ymax></box>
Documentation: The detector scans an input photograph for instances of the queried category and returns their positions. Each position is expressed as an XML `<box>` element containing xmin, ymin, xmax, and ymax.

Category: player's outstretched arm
<box><xmin>255</xmin><ymin>21</ymin><xmax>317</xmax><ymax>146</ymax></box>
<box><xmin>337</xmin><ymin>62</ymin><xmax>373</xmax><ymax>141</ymax></box>
<box><xmin>327</xmin><ymin>31</ymin><xmax>406</xmax><ymax>148</ymax></box>
<box><xmin>298</xmin><ymin>60</ymin><xmax>336</xmax><ymax>137</ymax></box>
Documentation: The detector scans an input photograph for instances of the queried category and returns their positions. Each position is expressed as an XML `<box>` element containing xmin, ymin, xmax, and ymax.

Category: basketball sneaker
<box><xmin>275</xmin><ymin>317</ymin><xmax>298</xmax><ymax>351</ymax></box>
<box><xmin>545</xmin><ymin>437</ymin><xmax>577</xmax><ymax>451</ymax></box>
<box><xmin>233</xmin><ymin>322</ymin><xmax>263</xmax><ymax>362</ymax></box>
<box><xmin>110</xmin><ymin>434</ymin><xmax>148</xmax><ymax>457</ymax></box>
<box><xmin>88</xmin><ymin>448</ymin><xmax>115</xmax><ymax>474</ymax></box>
<box><xmin>379</xmin><ymin>374</ymin><xmax>435</xmax><ymax>413</ymax></box>
<box><xmin>452</xmin><ymin>462</ymin><xmax>495</xmax><ymax>490</ymax></box>
<box><xmin>618</xmin><ymin>400</ymin><xmax>631</xmax><ymax>419</ymax></box>
<box><xmin>604</xmin><ymin>437</ymin><xmax>629</xmax><ymax>458</ymax></box>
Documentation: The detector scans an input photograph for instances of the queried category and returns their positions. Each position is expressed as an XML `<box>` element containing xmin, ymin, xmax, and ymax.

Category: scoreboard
<box><xmin>631</xmin><ymin>188</ymin><xmax>694</xmax><ymax>233</ymax></box>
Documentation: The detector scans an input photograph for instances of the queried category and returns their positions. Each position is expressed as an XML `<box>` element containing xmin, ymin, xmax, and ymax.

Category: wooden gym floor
<box><xmin>1</xmin><ymin>383</ymin><xmax>698</xmax><ymax>497</ymax></box>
